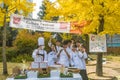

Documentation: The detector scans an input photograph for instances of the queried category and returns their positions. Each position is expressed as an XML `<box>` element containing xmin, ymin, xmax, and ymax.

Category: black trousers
<box><xmin>79</xmin><ymin>70</ymin><xmax>88</xmax><ymax>80</ymax></box>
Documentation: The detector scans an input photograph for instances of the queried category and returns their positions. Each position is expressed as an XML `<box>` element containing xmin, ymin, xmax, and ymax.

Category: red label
<box><xmin>13</xmin><ymin>16</ymin><xmax>21</xmax><ymax>24</ymax></box>
<box><xmin>60</xmin><ymin>22</ymin><xmax>67</xmax><ymax>29</ymax></box>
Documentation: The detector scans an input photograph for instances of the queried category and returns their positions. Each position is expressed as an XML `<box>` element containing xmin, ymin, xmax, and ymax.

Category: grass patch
<box><xmin>105</xmin><ymin>56</ymin><xmax>113</xmax><ymax>61</ymax></box>
<box><xmin>105</xmin><ymin>55</ymin><xmax>120</xmax><ymax>61</ymax></box>
<box><xmin>0</xmin><ymin>75</ymin><xmax>8</xmax><ymax>80</ymax></box>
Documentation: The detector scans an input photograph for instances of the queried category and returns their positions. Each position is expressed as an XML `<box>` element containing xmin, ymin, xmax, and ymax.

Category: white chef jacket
<box><xmin>48</xmin><ymin>42</ymin><xmax>62</xmax><ymax>54</ymax></box>
<box><xmin>55</xmin><ymin>46</ymin><xmax>63</xmax><ymax>53</ymax></box>
<box><xmin>32</xmin><ymin>49</ymin><xmax>48</xmax><ymax>62</ymax></box>
<box><xmin>71</xmin><ymin>51</ymin><xmax>88</xmax><ymax>70</ymax></box>
<box><xmin>78</xmin><ymin>51</ymin><xmax>88</xmax><ymax>69</ymax></box>
<box><xmin>66</xmin><ymin>47</ymin><xmax>72</xmax><ymax>53</ymax></box>
<box><xmin>57</xmin><ymin>49</ymin><xmax>71</xmax><ymax>67</ymax></box>
<box><xmin>48</xmin><ymin>51</ymin><xmax>57</xmax><ymax>66</ymax></box>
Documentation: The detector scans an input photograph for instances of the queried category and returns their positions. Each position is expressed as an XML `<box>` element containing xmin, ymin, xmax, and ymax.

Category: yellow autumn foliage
<box><xmin>59</xmin><ymin>33</ymin><xmax>72</xmax><ymax>41</ymax></box>
<box><xmin>44</xmin><ymin>0</ymin><xmax>120</xmax><ymax>35</ymax></box>
<box><xmin>0</xmin><ymin>0</ymin><xmax>35</xmax><ymax>26</ymax></box>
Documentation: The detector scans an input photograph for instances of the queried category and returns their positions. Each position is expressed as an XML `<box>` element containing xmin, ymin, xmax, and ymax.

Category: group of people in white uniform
<box><xmin>32</xmin><ymin>36</ymin><xmax>88</xmax><ymax>80</ymax></box>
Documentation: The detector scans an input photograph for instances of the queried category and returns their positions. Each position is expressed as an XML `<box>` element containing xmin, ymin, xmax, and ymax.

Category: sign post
<box><xmin>89</xmin><ymin>34</ymin><xmax>107</xmax><ymax>76</ymax></box>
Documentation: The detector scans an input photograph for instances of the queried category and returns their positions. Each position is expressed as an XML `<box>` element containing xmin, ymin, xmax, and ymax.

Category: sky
<box><xmin>32</xmin><ymin>0</ymin><xmax>56</xmax><ymax>19</ymax></box>
<box><xmin>32</xmin><ymin>0</ymin><xmax>43</xmax><ymax>19</ymax></box>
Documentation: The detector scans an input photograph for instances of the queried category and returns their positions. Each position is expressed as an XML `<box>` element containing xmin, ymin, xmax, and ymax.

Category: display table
<box><xmin>6</xmin><ymin>78</ymin><xmax>82</xmax><ymax>80</ymax></box>
<box><xmin>6</xmin><ymin>73</ymin><xmax>82</xmax><ymax>80</ymax></box>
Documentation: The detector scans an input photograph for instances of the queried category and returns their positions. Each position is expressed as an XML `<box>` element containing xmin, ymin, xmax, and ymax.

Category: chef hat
<box><xmin>38</xmin><ymin>37</ymin><xmax>44</xmax><ymax>46</ymax></box>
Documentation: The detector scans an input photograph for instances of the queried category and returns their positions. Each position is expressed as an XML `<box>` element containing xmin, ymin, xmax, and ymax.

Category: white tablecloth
<box><xmin>6</xmin><ymin>73</ymin><xmax>82</xmax><ymax>80</ymax></box>
<box><xmin>7</xmin><ymin>78</ymin><xmax>82</xmax><ymax>80</ymax></box>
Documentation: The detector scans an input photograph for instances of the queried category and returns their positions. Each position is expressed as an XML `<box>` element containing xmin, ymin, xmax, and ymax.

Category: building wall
<box><xmin>106</xmin><ymin>34</ymin><xmax>120</xmax><ymax>47</ymax></box>
<box><xmin>106</xmin><ymin>34</ymin><xmax>120</xmax><ymax>55</ymax></box>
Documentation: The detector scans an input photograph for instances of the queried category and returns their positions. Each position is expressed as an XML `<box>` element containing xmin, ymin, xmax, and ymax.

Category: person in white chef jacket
<box><xmin>66</xmin><ymin>40</ymin><xmax>72</xmax><ymax>54</ymax></box>
<box><xmin>57</xmin><ymin>40</ymin><xmax>71</xmax><ymax>67</ymax></box>
<box><xmin>47</xmin><ymin>44</ymin><xmax>57</xmax><ymax>66</ymax></box>
<box><xmin>67</xmin><ymin>40</ymin><xmax>72</xmax><ymax>50</ymax></box>
<box><xmin>71</xmin><ymin>44</ymin><xmax>88</xmax><ymax>80</ymax></box>
<box><xmin>70</xmin><ymin>44</ymin><xmax>84</xmax><ymax>69</ymax></box>
<box><xmin>48</xmin><ymin>35</ymin><xmax>63</xmax><ymax>55</ymax></box>
<box><xmin>32</xmin><ymin>37</ymin><xmax>47</xmax><ymax>62</ymax></box>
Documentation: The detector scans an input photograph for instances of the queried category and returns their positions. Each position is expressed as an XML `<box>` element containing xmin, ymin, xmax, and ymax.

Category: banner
<box><xmin>10</xmin><ymin>14</ymin><xmax>70</xmax><ymax>33</ymax></box>
<box><xmin>89</xmin><ymin>34</ymin><xmax>107</xmax><ymax>52</ymax></box>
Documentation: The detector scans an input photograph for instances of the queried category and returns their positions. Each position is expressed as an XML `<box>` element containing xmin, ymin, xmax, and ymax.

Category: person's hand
<box><xmin>81</xmin><ymin>48</ymin><xmax>86</xmax><ymax>53</ymax></box>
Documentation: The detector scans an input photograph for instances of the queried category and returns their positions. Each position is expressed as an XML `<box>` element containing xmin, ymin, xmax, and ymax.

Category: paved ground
<box><xmin>86</xmin><ymin>61</ymin><xmax>120</xmax><ymax>80</ymax></box>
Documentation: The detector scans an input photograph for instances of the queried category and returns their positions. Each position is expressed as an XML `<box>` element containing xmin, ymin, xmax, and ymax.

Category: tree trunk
<box><xmin>96</xmin><ymin>15</ymin><xmax>104</xmax><ymax>76</ymax></box>
<box><xmin>84</xmin><ymin>34</ymin><xmax>89</xmax><ymax>54</ymax></box>
<box><xmin>96</xmin><ymin>53</ymin><xmax>103</xmax><ymax>76</ymax></box>
<box><xmin>2</xmin><ymin>13</ymin><xmax>8</xmax><ymax>75</ymax></box>
<box><xmin>84</xmin><ymin>34</ymin><xmax>89</xmax><ymax>64</ymax></box>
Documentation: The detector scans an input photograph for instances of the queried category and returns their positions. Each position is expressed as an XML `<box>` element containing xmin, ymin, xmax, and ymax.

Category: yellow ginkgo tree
<box><xmin>0</xmin><ymin>0</ymin><xmax>35</xmax><ymax>75</ymax></box>
<box><xmin>44</xmin><ymin>0</ymin><xmax>120</xmax><ymax>76</ymax></box>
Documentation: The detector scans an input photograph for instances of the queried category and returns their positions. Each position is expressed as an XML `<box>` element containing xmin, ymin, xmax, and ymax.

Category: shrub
<box><xmin>11</xmin><ymin>54</ymin><xmax>33</xmax><ymax>63</ymax></box>
<box><xmin>13</xmin><ymin>30</ymin><xmax>40</xmax><ymax>55</ymax></box>
<box><xmin>0</xmin><ymin>47</ymin><xmax>33</xmax><ymax>62</ymax></box>
<box><xmin>6</xmin><ymin>47</ymin><xmax>18</xmax><ymax>62</ymax></box>
<box><xmin>0</xmin><ymin>47</ymin><xmax>18</xmax><ymax>62</ymax></box>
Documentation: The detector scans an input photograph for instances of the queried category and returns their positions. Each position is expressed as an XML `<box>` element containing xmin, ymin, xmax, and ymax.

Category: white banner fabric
<box><xmin>10</xmin><ymin>14</ymin><xmax>70</xmax><ymax>33</ymax></box>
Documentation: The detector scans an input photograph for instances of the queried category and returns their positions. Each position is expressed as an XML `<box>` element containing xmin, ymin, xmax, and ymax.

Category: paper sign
<box><xmin>89</xmin><ymin>34</ymin><xmax>107</xmax><ymax>52</ymax></box>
